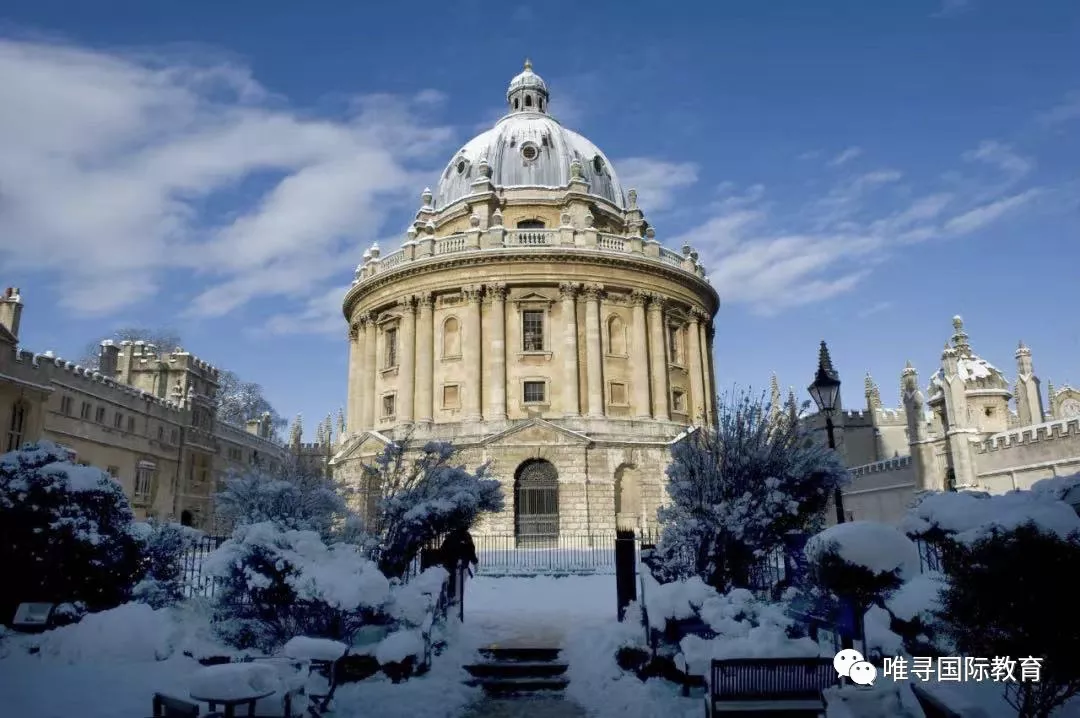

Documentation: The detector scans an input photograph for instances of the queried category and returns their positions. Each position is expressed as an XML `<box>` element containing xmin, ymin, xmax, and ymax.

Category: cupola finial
<box><xmin>524</xmin><ymin>57</ymin><xmax>532</xmax><ymax>71</ymax></box>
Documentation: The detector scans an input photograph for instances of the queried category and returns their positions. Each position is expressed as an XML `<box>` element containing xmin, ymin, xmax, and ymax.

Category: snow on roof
<box><xmin>902</xmin><ymin>489</ymin><xmax>1080</xmax><ymax>545</ymax></box>
<box><xmin>806</xmin><ymin>521</ymin><xmax>920</xmax><ymax>579</ymax></box>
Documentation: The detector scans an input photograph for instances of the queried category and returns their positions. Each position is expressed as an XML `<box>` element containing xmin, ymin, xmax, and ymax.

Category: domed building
<box><xmin>333</xmin><ymin>61</ymin><xmax>719</xmax><ymax>539</ymax></box>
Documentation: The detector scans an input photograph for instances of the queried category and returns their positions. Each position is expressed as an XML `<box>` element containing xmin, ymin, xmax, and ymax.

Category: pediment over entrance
<box><xmin>480</xmin><ymin>418</ymin><xmax>592</xmax><ymax>448</ymax></box>
<box><xmin>331</xmin><ymin>430</ymin><xmax>393</xmax><ymax>463</ymax></box>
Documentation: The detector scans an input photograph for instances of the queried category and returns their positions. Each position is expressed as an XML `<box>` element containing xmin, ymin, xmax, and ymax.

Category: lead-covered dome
<box><xmin>434</xmin><ymin>60</ymin><xmax>626</xmax><ymax>211</ymax></box>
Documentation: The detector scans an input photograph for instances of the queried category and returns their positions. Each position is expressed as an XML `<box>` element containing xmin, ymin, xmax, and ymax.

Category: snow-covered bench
<box><xmin>706</xmin><ymin>658</ymin><xmax>836</xmax><ymax>717</ymax></box>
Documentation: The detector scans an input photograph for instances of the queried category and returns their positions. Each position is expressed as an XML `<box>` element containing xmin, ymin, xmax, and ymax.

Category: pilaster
<box><xmin>583</xmin><ymin>283</ymin><xmax>604</xmax><ymax>418</ymax></box>
<box><xmin>630</xmin><ymin>291</ymin><xmax>651</xmax><ymax>419</ymax></box>
<box><xmin>559</xmin><ymin>282</ymin><xmax>581</xmax><ymax>417</ymax></box>
<box><xmin>463</xmin><ymin>285</ymin><xmax>484</xmax><ymax>422</ymax></box>
<box><xmin>347</xmin><ymin>320</ymin><xmax>364</xmax><ymax>434</ymax></box>
<box><xmin>688</xmin><ymin>309</ymin><xmax>706</xmax><ymax>425</ymax></box>
<box><xmin>415</xmin><ymin>293</ymin><xmax>434</xmax><ymax>425</ymax></box>
<box><xmin>399</xmin><ymin>296</ymin><xmax>417</xmax><ymax>425</ymax></box>
<box><xmin>647</xmin><ymin>294</ymin><xmax>670</xmax><ymax>421</ymax></box>
<box><xmin>361</xmin><ymin>313</ymin><xmax>377</xmax><ymax>431</ymax></box>
<box><xmin>485</xmin><ymin>283</ymin><xmax>508</xmax><ymax>421</ymax></box>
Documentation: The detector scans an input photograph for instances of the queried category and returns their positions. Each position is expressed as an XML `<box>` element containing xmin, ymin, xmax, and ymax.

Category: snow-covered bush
<box><xmin>215</xmin><ymin>459</ymin><xmax>364</xmax><ymax>543</ymax></box>
<box><xmin>130</xmin><ymin>520</ymin><xmax>204</xmax><ymax>609</ymax></box>
<box><xmin>0</xmin><ymin>442</ymin><xmax>144</xmax><ymax>623</ymax></box>
<box><xmin>883</xmin><ymin>571</ymin><xmax>947</xmax><ymax>657</ymax></box>
<box><xmin>204</xmin><ymin>522</ymin><xmax>391</xmax><ymax>652</ymax></box>
<box><xmin>364</xmin><ymin>439</ymin><xmax>504</xmax><ymax>579</ymax></box>
<box><xmin>806</xmin><ymin>521</ymin><xmax>919</xmax><ymax>616</ymax></box>
<box><xmin>936</xmin><ymin>523</ymin><xmax>1080</xmax><ymax>718</ymax></box>
<box><xmin>654</xmin><ymin>390</ymin><xmax>849</xmax><ymax>591</ymax></box>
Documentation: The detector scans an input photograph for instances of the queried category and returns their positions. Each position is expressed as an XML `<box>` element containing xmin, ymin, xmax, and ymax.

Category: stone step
<box><xmin>478</xmin><ymin>646</ymin><xmax>562</xmax><ymax>663</ymax></box>
<box><xmin>464</xmin><ymin>661</ymin><xmax>569</xmax><ymax>679</ymax></box>
<box><xmin>466</xmin><ymin>676</ymin><xmax>570</xmax><ymax>695</ymax></box>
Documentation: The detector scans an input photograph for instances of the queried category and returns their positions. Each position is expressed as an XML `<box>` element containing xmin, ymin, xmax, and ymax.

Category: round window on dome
<box><xmin>521</xmin><ymin>143</ymin><xmax>539</xmax><ymax>161</ymax></box>
<box><xmin>456</xmin><ymin>160</ymin><xmax>467</xmax><ymax>175</ymax></box>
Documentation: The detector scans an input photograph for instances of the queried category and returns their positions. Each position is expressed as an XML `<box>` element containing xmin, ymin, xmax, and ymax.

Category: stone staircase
<box><xmin>464</xmin><ymin>646</ymin><xmax>570</xmax><ymax>696</ymax></box>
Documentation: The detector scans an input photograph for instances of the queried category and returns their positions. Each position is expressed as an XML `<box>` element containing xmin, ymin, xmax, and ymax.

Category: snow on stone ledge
<box><xmin>375</xmin><ymin>629</ymin><xmax>425</xmax><ymax>665</ymax></box>
<box><xmin>188</xmin><ymin>662</ymin><xmax>280</xmax><ymax>701</ymax></box>
<box><xmin>902</xmin><ymin>490</ymin><xmax>1080</xmax><ymax>545</ymax></box>
<box><xmin>806</xmin><ymin>521</ymin><xmax>920</xmax><ymax>579</ymax></box>
<box><xmin>282</xmin><ymin>636</ymin><xmax>348</xmax><ymax>662</ymax></box>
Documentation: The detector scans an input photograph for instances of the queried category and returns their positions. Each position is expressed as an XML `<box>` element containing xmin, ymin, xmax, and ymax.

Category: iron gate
<box><xmin>514</xmin><ymin>459</ymin><xmax>559</xmax><ymax>546</ymax></box>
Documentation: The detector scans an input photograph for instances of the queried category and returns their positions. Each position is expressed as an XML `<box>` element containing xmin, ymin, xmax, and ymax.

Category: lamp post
<box><xmin>808</xmin><ymin>340</ymin><xmax>846</xmax><ymax>526</ymax></box>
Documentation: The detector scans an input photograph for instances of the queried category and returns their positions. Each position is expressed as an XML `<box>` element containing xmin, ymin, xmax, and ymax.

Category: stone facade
<box><xmin>0</xmin><ymin>288</ymin><xmax>289</xmax><ymax>531</ymax></box>
<box><xmin>798</xmin><ymin>315</ymin><xmax>1080</xmax><ymax>525</ymax></box>
<box><xmin>332</xmin><ymin>63</ymin><xmax>719</xmax><ymax>539</ymax></box>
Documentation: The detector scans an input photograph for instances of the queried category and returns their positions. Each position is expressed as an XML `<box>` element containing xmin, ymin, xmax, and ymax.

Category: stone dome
<box><xmin>433</xmin><ymin>60</ymin><xmax>626</xmax><ymax>211</ymax></box>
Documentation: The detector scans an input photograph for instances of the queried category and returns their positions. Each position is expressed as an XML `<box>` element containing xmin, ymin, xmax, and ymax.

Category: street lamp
<box><xmin>808</xmin><ymin>340</ymin><xmax>847</xmax><ymax>525</ymax></box>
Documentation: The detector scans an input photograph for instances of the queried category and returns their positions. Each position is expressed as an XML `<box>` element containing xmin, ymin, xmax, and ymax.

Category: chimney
<box><xmin>0</xmin><ymin>287</ymin><xmax>23</xmax><ymax>340</ymax></box>
<box><xmin>99</xmin><ymin>340</ymin><xmax>121</xmax><ymax>376</ymax></box>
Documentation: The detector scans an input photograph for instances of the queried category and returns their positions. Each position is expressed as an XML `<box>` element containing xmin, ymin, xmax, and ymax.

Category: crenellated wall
<box><xmin>842</xmin><ymin>456</ymin><xmax>918</xmax><ymax>525</ymax></box>
<box><xmin>974</xmin><ymin>418</ymin><xmax>1080</xmax><ymax>493</ymax></box>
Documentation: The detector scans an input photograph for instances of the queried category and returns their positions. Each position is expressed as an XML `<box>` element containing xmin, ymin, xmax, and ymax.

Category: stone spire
<box><xmin>1014</xmin><ymin>340</ymin><xmax>1045</xmax><ymax>425</ymax></box>
<box><xmin>865</xmin><ymin>372</ymin><xmax>882</xmax><ymax>410</ymax></box>
<box><xmin>950</xmin><ymin>315</ymin><xmax>972</xmax><ymax>356</ymax></box>
<box><xmin>289</xmin><ymin>414</ymin><xmax>303</xmax><ymax>450</ymax></box>
<box><xmin>324</xmin><ymin>413</ymin><xmax>334</xmax><ymax>445</ymax></box>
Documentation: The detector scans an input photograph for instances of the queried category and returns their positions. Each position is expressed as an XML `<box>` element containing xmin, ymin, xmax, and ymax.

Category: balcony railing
<box><xmin>354</xmin><ymin>230</ymin><xmax>709</xmax><ymax>286</ymax></box>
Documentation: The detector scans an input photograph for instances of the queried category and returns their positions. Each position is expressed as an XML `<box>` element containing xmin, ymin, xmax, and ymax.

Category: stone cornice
<box><xmin>343</xmin><ymin>249</ymin><xmax>719</xmax><ymax>319</ymax></box>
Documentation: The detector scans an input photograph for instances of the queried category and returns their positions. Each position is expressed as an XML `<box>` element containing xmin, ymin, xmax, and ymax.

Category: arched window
<box><xmin>513</xmin><ymin>98</ymin><xmax>519</xmax><ymax>110</ymax></box>
<box><xmin>606</xmin><ymin>315</ymin><xmax>626</xmax><ymax>356</ymax></box>
<box><xmin>6</xmin><ymin>400</ymin><xmax>27</xmax><ymax>452</ymax></box>
<box><xmin>442</xmin><ymin>316</ymin><xmax>460</xmax><ymax>358</ymax></box>
<box><xmin>539</xmin><ymin>98</ymin><xmax>544</xmax><ymax>112</ymax></box>
<box><xmin>516</xmin><ymin>219</ymin><xmax>545</xmax><ymax>229</ymax></box>
<box><xmin>515</xmin><ymin>459</ymin><xmax>559</xmax><ymax>545</ymax></box>
<box><xmin>525</xmin><ymin>94</ymin><xmax>533</xmax><ymax>107</ymax></box>
<box><xmin>614</xmin><ymin>464</ymin><xmax>642</xmax><ymax>532</ymax></box>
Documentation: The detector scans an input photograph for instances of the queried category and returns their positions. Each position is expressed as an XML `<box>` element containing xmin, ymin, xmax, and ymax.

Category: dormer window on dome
<box><xmin>507</xmin><ymin>58</ymin><xmax>549</xmax><ymax>115</ymax></box>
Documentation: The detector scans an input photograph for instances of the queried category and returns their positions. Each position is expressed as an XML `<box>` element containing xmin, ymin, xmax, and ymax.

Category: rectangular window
<box><xmin>171</xmin><ymin>429</ymin><xmax>179</xmax><ymax>444</ymax></box>
<box><xmin>671</xmin><ymin>389</ymin><xmax>687</xmax><ymax>413</ymax></box>
<box><xmin>94</xmin><ymin>406</ymin><xmax>106</xmax><ymax>423</ymax></box>
<box><xmin>134</xmin><ymin>461</ymin><xmax>155</xmax><ymax>500</ymax></box>
<box><xmin>382</xmin><ymin>393</ymin><xmax>396</xmax><ymax>418</ymax></box>
<box><xmin>609</xmin><ymin>382</ymin><xmax>628</xmax><ymax>406</ymax></box>
<box><xmin>522</xmin><ymin>310</ymin><xmax>545</xmax><ymax>351</ymax></box>
<box><xmin>523</xmin><ymin>381</ymin><xmax>547</xmax><ymax>404</ymax></box>
<box><xmin>384</xmin><ymin>327</ymin><xmax>398</xmax><ymax>368</ymax></box>
<box><xmin>6</xmin><ymin>401</ymin><xmax>27</xmax><ymax>452</ymax></box>
<box><xmin>114</xmin><ymin>412</ymin><xmax>123</xmax><ymax>429</ymax></box>
<box><xmin>80</xmin><ymin>402</ymin><xmax>91</xmax><ymax>419</ymax></box>
<box><xmin>127</xmin><ymin>416</ymin><xmax>136</xmax><ymax>433</ymax></box>
<box><xmin>60</xmin><ymin>396</ymin><xmax>73</xmax><ymax>415</ymax></box>
<box><xmin>668</xmin><ymin>325</ymin><xmax>683</xmax><ymax>364</ymax></box>
<box><xmin>443</xmin><ymin>384</ymin><xmax>460</xmax><ymax>409</ymax></box>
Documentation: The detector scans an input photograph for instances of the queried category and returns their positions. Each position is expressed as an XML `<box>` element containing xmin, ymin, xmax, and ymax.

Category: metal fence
<box><xmin>181</xmin><ymin>535</ymin><xmax>228</xmax><ymax>599</ymax></box>
<box><xmin>464</xmin><ymin>531</ymin><xmax>659</xmax><ymax>576</ymax></box>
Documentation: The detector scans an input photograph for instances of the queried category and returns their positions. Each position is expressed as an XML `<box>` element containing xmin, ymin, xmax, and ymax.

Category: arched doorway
<box><xmin>614</xmin><ymin>464</ymin><xmax>642</xmax><ymax>532</ymax></box>
<box><xmin>514</xmin><ymin>459</ymin><xmax>559</xmax><ymax>546</ymax></box>
<box><xmin>180</xmin><ymin>509</ymin><xmax>193</xmax><ymax>527</ymax></box>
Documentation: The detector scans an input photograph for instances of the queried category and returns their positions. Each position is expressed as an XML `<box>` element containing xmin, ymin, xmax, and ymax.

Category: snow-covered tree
<box><xmin>205</xmin><ymin>522</ymin><xmax>391</xmax><ymax>652</ymax></box>
<box><xmin>130</xmin><ymin>520</ymin><xmax>204</xmax><ymax>609</ymax></box>
<box><xmin>214</xmin><ymin>458</ymin><xmax>364</xmax><ymax>543</ymax></box>
<box><xmin>364</xmin><ymin>438</ymin><xmax>504</xmax><ymax>579</ymax></box>
<box><xmin>215</xmin><ymin>369</ymin><xmax>286</xmax><ymax>436</ymax></box>
<box><xmin>936</xmin><ymin>524</ymin><xmax>1080</xmax><ymax>718</ymax></box>
<box><xmin>0</xmin><ymin>442</ymin><xmax>144</xmax><ymax>621</ymax></box>
<box><xmin>654</xmin><ymin>389</ymin><xmax>849</xmax><ymax>592</ymax></box>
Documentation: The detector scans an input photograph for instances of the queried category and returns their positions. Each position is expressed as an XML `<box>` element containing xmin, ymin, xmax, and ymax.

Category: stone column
<box><xmin>688</xmin><ymin>310</ymin><xmax>706</xmax><ymax>425</ymax></box>
<box><xmin>398</xmin><ymin>296</ymin><xmax>416</xmax><ymax>425</ymax></box>
<box><xmin>361</xmin><ymin>313</ymin><xmax>377</xmax><ymax>430</ymax></box>
<box><xmin>559</xmin><ymin>282</ymin><xmax>580</xmax><ymax>417</ymax></box>
<box><xmin>485</xmin><ymin>283</ymin><xmax>508</xmax><ymax>421</ymax></box>
<box><xmin>463</xmin><ymin>285</ymin><xmax>484</xmax><ymax>422</ymax></box>
<box><xmin>704</xmin><ymin>323</ymin><xmax>716</xmax><ymax>425</ymax></box>
<box><xmin>647</xmin><ymin>294</ymin><xmax>669</xmax><ymax>421</ymax></box>
<box><xmin>583</xmin><ymin>283</ymin><xmax>604</xmax><ymax>417</ymax></box>
<box><xmin>415</xmin><ymin>293</ymin><xmax>434</xmax><ymax>425</ymax></box>
<box><xmin>630</xmin><ymin>291</ymin><xmax>651</xmax><ymax>419</ymax></box>
<box><xmin>347</xmin><ymin>321</ymin><xmax>364</xmax><ymax>434</ymax></box>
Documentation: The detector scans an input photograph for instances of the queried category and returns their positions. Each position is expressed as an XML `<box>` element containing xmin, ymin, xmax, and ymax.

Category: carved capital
<box><xmin>558</xmin><ymin>281</ymin><xmax>581</xmax><ymax>300</ymax></box>
<box><xmin>630</xmin><ymin>289</ymin><xmax>650</xmax><ymax>307</ymax></box>
<box><xmin>348</xmin><ymin>323</ymin><xmax>360</xmax><ymax>341</ymax></box>
<box><xmin>582</xmin><ymin>283</ymin><xmax>604</xmax><ymax>301</ymax></box>
<box><xmin>646</xmin><ymin>292</ymin><xmax>667</xmax><ymax>312</ymax></box>
<box><xmin>401</xmin><ymin>295</ymin><xmax>418</xmax><ymax>312</ymax></box>
<box><xmin>357</xmin><ymin>312</ymin><xmax>374</xmax><ymax>327</ymax></box>
<box><xmin>416</xmin><ymin>292</ymin><xmax>434</xmax><ymax>309</ymax></box>
<box><xmin>486</xmin><ymin>282</ymin><xmax>508</xmax><ymax>302</ymax></box>
<box><xmin>690</xmin><ymin>308</ymin><xmax>709</xmax><ymax>324</ymax></box>
<box><xmin>462</xmin><ymin>285</ymin><xmax>484</xmax><ymax>303</ymax></box>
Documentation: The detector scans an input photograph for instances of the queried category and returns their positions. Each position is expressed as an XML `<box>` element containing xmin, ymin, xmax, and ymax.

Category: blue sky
<box><xmin>1</xmin><ymin>0</ymin><xmax>1078</xmax><ymax>439</ymax></box>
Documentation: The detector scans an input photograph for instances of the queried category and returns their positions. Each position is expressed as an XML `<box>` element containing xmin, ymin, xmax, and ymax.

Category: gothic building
<box><xmin>332</xmin><ymin>62</ymin><xmax>719</xmax><ymax>539</ymax></box>
<box><xmin>801</xmin><ymin>316</ymin><xmax>1080</xmax><ymax>523</ymax></box>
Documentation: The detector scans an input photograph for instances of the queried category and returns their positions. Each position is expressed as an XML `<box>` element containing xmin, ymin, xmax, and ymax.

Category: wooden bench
<box><xmin>706</xmin><ymin>658</ymin><xmax>835</xmax><ymax>716</ymax></box>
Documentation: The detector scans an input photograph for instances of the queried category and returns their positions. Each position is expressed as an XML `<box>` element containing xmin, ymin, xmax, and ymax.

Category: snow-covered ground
<box><xmin>0</xmin><ymin>575</ymin><xmax>699</xmax><ymax>718</ymax></box>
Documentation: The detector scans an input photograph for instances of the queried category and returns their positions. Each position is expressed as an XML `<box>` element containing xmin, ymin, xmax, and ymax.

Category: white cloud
<box><xmin>962</xmin><ymin>140</ymin><xmax>1034</xmax><ymax>179</ymax></box>
<box><xmin>827</xmin><ymin>146</ymin><xmax>863</xmax><ymax>167</ymax></box>
<box><xmin>943</xmin><ymin>189</ymin><xmax>1041</xmax><ymax>236</ymax></box>
<box><xmin>615</xmin><ymin>157</ymin><xmax>698</xmax><ymax>213</ymax></box>
<box><xmin>1037</xmin><ymin>90</ymin><xmax>1080</xmax><ymax>126</ymax></box>
<box><xmin>0</xmin><ymin>38</ymin><xmax>454</xmax><ymax>317</ymax></box>
<box><xmin>262</xmin><ymin>284</ymin><xmax>350</xmax><ymax>336</ymax></box>
<box><xmin>857</xmin><ymin>301</ymin><xmax>894</xmax><ymax>319</ymax></box>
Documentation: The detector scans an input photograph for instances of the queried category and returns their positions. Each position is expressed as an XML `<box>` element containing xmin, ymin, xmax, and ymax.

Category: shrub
<box><xmin>130</xmin><ymin>520</ymin><xmax>204</xmax><ymax>609</ymax></box>
<box><xmin>936</xmin><ymin>523</ymin><xmax>1080</xmax><ymax>718</ymax></box>
<box><xmin>205</xmin><ymin>522</ymin><xmax>392</xmax><ymax>652</ymax></box>
<box><xmin>655</xmin><ymin>390</ymin><xmax>849</xmax><ymax>591</ymax></box>
<box><xmin>0</xmin><ymin>442</ymin><xmax>143</xmax><ymax>623</ymax></box>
